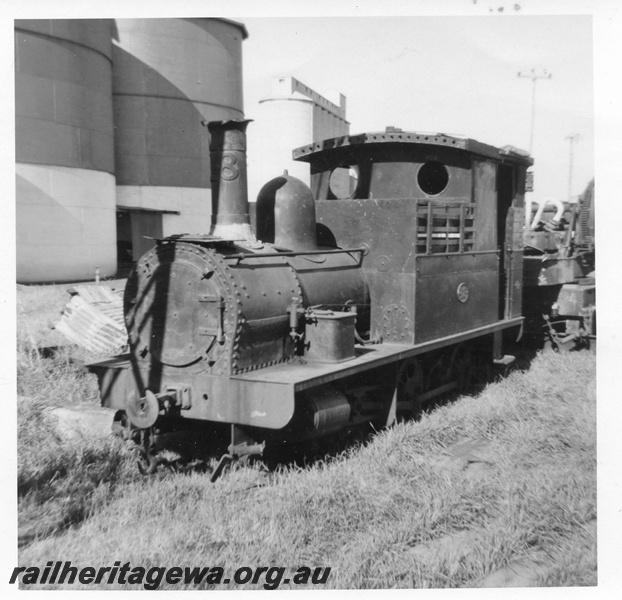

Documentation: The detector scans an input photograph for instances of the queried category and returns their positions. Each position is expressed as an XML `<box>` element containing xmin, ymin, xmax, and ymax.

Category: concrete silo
<box><xmin>112</xmin><ymin>18</ymin><xmax>247</xmax><ymax>262</ymax></box>
<box><xmin>15</xmin><ymin>19</ymin><xmax>117</xmax><ymax>283</ymax></box>
<box><xmin>247</xmin><ymin>76</ymin><xmax>349</xmax><ymax>202</ymax></box>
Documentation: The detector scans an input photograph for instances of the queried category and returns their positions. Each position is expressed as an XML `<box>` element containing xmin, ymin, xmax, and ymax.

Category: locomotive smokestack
<box><xmin>206</xmin><ymin>119</ymin><xmax>255</xmax><ymax>241</ymax></box>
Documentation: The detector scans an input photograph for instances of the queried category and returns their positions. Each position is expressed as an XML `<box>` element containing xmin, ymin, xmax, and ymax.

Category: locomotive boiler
<box><xmin>89</xmin><ymin>120</ymin><xmax>532</xmax><ymax>478</ymax></box>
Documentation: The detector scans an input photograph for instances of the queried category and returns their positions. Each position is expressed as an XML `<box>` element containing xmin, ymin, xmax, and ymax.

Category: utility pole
<box><xmin>517</xmin><ymin>68</ymin><xmax>552</xmax><ymax>154</ymax></box>
<box><xmin>565</xmin><ymin>133</ymin><xmax>582</xmax><ymax>202</ymax></box>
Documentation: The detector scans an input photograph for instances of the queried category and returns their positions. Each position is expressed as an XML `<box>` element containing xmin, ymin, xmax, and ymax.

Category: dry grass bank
<box><xmin>15</xmin><ymin>285</ymin><xmax>597</xmax><ymax>589</ymax></box>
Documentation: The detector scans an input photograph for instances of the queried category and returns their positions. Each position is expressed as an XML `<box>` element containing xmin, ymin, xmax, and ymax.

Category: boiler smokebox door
<box><xmin>130</xmin><ymin>257</ymin><xmax>224</xmax><ymax>367</ymax></box>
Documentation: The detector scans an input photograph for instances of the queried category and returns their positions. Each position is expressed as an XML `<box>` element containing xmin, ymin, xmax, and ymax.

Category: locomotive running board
<box><xmin>90</xmin><ymin>318</ymin><xmax>522</xmax><ymax>431</ymax></box>
<box><xmin>232</xmin><ymin>317</ymin><xmax>524</xmax><ymax>394</ymax></box>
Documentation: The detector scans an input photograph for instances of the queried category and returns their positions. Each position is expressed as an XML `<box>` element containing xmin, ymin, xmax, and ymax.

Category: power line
<box><xmin>565</xmin><ymin>133</ymin><xmax>582</xmax><ymax>202</ymax></box>
<box><xmin>517</xmin><ymin>68</ymin><xmax>552</xmax><ymax>154</ymax></box>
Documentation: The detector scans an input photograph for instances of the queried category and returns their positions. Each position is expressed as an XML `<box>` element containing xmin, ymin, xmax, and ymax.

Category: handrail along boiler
<box><xmin>89</xmin><ymin>121</ymin><xmax>533</xmax><ymax>476</ymax></box>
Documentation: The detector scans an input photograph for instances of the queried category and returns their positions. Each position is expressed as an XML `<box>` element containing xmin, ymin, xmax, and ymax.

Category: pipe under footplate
<box><xmin>207</xmin><ymin>119</ymin><xmax>255</xmax><ymax>241</ymax></box>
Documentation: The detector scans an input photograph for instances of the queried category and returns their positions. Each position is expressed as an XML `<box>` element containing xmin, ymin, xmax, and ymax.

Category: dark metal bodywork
<box><xmin>90</xmin><ymin>124</ymin><xmax>534</xmax><ymax>452</ymax></box>
<box><xmin>295</xmin><ymin>130</ymin><xmax>531</xmax><ymax>349</ymax></box>
<box><xmin>105</xmin><ymin>237</ymin><xmax>368</xmax><ymax>430</ymax></box>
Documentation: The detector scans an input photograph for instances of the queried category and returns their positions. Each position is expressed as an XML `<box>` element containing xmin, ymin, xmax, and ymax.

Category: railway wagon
<box><xmin>521</xmin><ymin>180</ymin><xmax>595</xmax><ymax>351</ymax></box>
<box><xmin>89</xmin><ymin>121</ymin><xmax>532</xmax><ymax>477</ymax></box>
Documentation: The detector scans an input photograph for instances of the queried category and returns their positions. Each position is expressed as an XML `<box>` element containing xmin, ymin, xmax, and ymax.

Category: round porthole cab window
<box><xmin>329</xmin><ymin>166</ymin><xmax>359</xmax><ymax>199</ymax></box>
<box><xmin>417</xmin><ymin>161</ymin><xmax>449</xmax><ymax>196</ymax></box>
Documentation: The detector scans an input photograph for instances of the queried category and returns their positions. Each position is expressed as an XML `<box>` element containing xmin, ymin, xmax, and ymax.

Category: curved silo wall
<box><xmin>15</xmin><ymin>19</ymin><xmax>116</xmax><ymax>283</ymax></box>
<box><xmin>112</xmin><ymin>18</ymin><xmax>246</xmax><ymax>247</ymax></box>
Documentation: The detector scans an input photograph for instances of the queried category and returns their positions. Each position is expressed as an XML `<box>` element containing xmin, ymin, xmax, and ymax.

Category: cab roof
<box><xmin>293</xmin><ymin>130</ymin><xmax>533</xmax><ymax>167</ymax></box>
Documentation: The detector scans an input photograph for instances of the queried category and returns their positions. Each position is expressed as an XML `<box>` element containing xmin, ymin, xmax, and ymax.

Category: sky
<box><xmin>241</xmin><ymin>14</ymin><xmax>594</xmax><ymax>202</ymax></box>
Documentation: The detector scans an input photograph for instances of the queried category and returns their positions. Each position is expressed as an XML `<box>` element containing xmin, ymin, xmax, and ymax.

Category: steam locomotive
<box><xmin>89</xmin><ymin>120</ymin><xmax>532</xmax><ymax>477</ymax></box>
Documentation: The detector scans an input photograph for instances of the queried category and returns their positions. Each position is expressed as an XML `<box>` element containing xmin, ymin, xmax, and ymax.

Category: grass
<box><xmin>17</xmin><ymin>397</ymin><xmax>136</xmax><ymax>546</ymax></box>
<box><xmin>15</xmin><ymin>283</ymin><xmax>597</xmax><ymax>589</ymax></box>
<box><xmin>16</xmin><ymin>283</ymin><xmax>136</xmax><ymax>546</ymax></box>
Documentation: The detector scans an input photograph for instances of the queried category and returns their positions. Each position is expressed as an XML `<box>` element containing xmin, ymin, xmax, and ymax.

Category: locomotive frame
<box><xmin>89</xmin><ymin>120</ymin><xmax>533</xmax><ymax>477</ymax></box>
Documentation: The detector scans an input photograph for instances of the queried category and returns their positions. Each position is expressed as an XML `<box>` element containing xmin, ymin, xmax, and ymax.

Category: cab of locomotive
<box><xmin>294</xmin><ymin>130</ymin><xmax>532</xmax><ymax>346</ymax></box>
<box><xmin>304</xmin><ymin>135</ymin><xmax>471</xmax><ymax>205</ymax></box>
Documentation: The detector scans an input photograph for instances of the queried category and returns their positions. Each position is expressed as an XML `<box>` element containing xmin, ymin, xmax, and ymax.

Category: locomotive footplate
<box><xmin>89</xmin><ymin>318</ymin><xmax>522</xmax><ymax>438</ymax></box>
<box><xmin>231</xmin><ymin>317</ymin><xmax>523</xmax><ymax>396</ymax></box>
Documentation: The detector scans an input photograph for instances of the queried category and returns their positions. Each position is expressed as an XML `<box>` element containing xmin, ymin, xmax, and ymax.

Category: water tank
<box><xmin>112</xmin><ymin>18</ymin><xmax>247</xmax><ymax>248</ymax></box>
<box><xmin>15</xmin><ymin>19</ymin><xmax>116</xmax><ymax>283</ymax></box>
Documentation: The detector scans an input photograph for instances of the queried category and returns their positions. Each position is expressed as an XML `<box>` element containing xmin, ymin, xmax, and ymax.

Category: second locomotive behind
<box><xmin>90</xmin><ymin>120</ymin><xmax>532</xmax><ymax>476</ymax></box>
